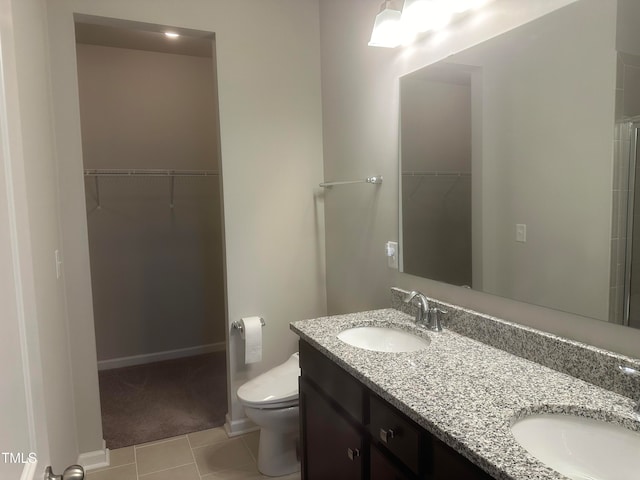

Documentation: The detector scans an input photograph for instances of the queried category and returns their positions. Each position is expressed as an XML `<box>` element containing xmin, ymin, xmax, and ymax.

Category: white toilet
<box><xmin>237</xmin><ymin>352</ymin><xmax>300</xmax><ymax>477</ymax></box>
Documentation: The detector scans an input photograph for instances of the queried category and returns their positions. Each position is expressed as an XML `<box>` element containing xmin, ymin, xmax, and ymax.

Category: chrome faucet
<box><xmin>619</xmin><ymin>365</ymin><xmax>640</xmax><ymax>414</ymax></box>
<box><xmin>403</xmin><ymin>291</ymin><xmax>447</xmax><ymax>331</ymax></box>
<box><xmin>428</xmin><ymin>307</ymin><xmax>447</xmax><ymax>332</ymax></box>
<box><xmin>404</xmin><ymin>291</ymin><xmax>429</xmax><ymax>327</ymax></box>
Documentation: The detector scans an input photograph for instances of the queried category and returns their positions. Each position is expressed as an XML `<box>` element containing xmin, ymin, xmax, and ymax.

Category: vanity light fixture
<box><xmin>401</xmin><ymin>0</ymin><xmax>452</xmax><ymax>34</ymax></box>
<box><xmin>370</xmin><ymin>0</ymin><xmax>492</xmax><ymax>48</ymax></box>
<box><xmin>164</xmin><ymin>31</ymin><xmax>180</xmax><ymax>38</ymax></box>
<box><xmin>368</xmin><ymin>0</ymin><xmax>403</xmax><ymax>48</ymax></box>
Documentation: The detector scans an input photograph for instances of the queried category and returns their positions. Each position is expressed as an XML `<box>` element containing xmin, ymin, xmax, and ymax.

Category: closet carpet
<box><xmin>98</xmin><ymin>352</ymin><xmax>227</xmax><ymax>449</ymax></box>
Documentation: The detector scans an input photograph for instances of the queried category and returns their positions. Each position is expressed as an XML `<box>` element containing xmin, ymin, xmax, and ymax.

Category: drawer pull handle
<box><xmin>347</xmin><ymin>448</ymin><xmax>360</xmax><ymax>460</ymax></box>
<box><xmin>380</xmin><ymin>428</ymin><xmax>395</xmax><ymax>444</ymax></box>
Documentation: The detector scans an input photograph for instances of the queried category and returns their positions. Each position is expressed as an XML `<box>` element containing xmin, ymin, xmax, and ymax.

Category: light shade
<box><xmin>368</xmin><ymin>1</ymin><xmax>403</xmax><ymax>48</ymax></box>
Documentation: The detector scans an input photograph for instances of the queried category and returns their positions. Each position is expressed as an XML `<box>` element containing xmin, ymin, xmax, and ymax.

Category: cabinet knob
<box><xmin>380</xmin><ymin>428</ymin><xmax>395</xmax><ymax>444</ymax></box>
<box><xmin>347</xmin><ymin>448</ymin><xmax>360</xmax><ymax>461</ymax></box>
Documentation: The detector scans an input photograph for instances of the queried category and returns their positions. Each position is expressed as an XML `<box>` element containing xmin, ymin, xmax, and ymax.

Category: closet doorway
<box><xmin>75</xmin><ymin>17</ymin><xmax>227</xmax><ymax>449</ymax></box>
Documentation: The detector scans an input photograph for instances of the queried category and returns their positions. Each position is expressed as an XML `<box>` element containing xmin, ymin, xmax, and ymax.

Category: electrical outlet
<box><xmin>386</xmin><ymin>241</ymin><xmax>398</xmax><ymax>269</ymax></box>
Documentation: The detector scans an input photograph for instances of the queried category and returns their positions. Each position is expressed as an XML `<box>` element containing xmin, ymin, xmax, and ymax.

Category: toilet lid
<box><xmin>237</xmin><ymin>353</ymin><xmax>300</xmax><ymax>408</ymax></box>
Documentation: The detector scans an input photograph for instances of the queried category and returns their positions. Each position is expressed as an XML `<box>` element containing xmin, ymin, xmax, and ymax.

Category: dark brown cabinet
<box><xmin>300</xmin><ymin>377</ymin><xmax>364</xmax><ymax>480</ymax></box>
<box><xmin>299</xmin><ymin>340</ymin><xmax>493</xmax><ymax>480</ymax></box>
<box><xmin>369</xmin><ymin>394</ymin><xmax>423</xmax><ymax>476</ymax></box>
<box><xmin>371</xmin><ymin>445</ymin><xmax>414</xmax><ymax>480</ymax></box>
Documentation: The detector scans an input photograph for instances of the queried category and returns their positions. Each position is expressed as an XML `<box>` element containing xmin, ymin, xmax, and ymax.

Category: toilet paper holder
<box><xmin>232</xmin><ymin>318</ymin><xmax>265</xmax><ymax>334</ymax></box>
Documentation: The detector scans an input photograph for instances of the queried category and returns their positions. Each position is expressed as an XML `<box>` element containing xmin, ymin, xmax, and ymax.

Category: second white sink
<box><xmin>511</xmin><ymin>413</ymin><xmax>640</xmax><ymax>480</ymax></box>
<box><xmin>337</xmin><ymin>326</ymin><xmax>430</xmax><ymax>352</ymax></box>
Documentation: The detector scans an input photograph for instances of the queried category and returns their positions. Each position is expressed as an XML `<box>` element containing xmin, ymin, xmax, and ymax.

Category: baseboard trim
<box><xmin>20</xmin><ymin>461</ymin><xmax>37</xmax><ymax>480</ymax></box>
<box><xmin>78</xmin><ymin>440</ymin><xmax>109</xmax><ymax>471</ymax></box>
<box><xmin>224</xmin><ymin>413</ymin><xmax>258</xmax><ymax>437</ymax></box>
<box><xmin>97</xmin><ymin>342</ymin><xmax>226</xmax><ymax>371</ymax></box>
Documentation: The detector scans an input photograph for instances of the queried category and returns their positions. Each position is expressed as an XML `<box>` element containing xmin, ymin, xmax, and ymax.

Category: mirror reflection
<box><xmin>400</xmin><ymin>0</ymin><xmax>640</xmax><ymax>329</ymax></box>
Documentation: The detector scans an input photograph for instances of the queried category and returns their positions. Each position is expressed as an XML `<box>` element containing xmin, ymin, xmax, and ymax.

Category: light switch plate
<box><xmin>55</xmin><ymin>249</ymin><xmax>63</xmax><ymax>279</ymax></box>
<box><xmin>516</xmin><ymin>224</ymin><xmax>527</xmax><ymax>243</ymax></box>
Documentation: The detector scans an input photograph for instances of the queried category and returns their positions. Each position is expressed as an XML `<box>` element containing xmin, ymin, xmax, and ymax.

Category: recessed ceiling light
<box><xmin>164</xmin><ymin>32</ymin><xmax>180</xmax><ymax>38</ymax></box>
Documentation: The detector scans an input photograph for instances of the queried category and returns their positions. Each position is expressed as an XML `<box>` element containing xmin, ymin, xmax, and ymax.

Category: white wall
<box><xmin>77</xmin><ymin>44</ymin><xmax>225</xmax><ymax>362</ymax></box>
<box><xmin>0</xmin><ymin>5</ymin><xmax>34</xmax><ymax>472</ymax></box>
<box><xmin>1</xmin><ymin>0</ymin><xmax>80</xmax><ymax>474</ymax></box>
<box><xmin>320</xmin><ymin>0</ymin><xmax>640</xmax><ymax>358</ymax></box>
<box><xmin>47</xmin><ymin>0</ymin><xmax>326</xmax><ymax>451</ymax></box>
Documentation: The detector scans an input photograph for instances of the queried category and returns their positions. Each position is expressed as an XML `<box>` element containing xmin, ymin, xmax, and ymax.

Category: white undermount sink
<box><xmin>511</xmin><ymin>413</ymin><xmax>640</xmax><ymax>480</ymax></box>
<box><xmin>337</xmin><ymin>326</ymin><xmax>430</xmax><ymax>353</ymax></box>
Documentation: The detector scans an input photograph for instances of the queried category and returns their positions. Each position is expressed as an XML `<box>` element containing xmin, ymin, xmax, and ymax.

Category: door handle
<box><xmin>44</xmin><ymin>465</ymin><xmax>84</xmax><ymax>480</ymax></box>
<box><xmin>347</xmin><ymin>448</ymin><xmax>360</xmax><ymax>461</ymax></box>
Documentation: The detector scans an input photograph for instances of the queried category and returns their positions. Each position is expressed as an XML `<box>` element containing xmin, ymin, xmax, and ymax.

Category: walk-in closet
<box><xmin>75</xmin><ymin>19</ymin><xmax>226</xmax><ymax>448</ymax></box>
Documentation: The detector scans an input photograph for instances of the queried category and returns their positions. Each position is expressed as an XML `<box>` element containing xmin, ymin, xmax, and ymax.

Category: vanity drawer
<box><xmin>299</xmin><ymin>340</ymin><xmax>365</xmax><ymax>423</ymax></box>
<box><xmin>369</xmin><ymin>394</ymin><xmax>422</xmax><ymax>475</ymax></box>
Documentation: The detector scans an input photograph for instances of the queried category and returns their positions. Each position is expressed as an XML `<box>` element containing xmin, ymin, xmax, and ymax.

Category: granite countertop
<box><xmin>290</xmin><ymin>308</ymin><xmax>640</xmax><ymax>480</ymax></box>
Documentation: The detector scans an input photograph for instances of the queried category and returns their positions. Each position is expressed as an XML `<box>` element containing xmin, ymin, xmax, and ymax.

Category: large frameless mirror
<box><xmin>400</xmin><ymin>0</ymin><xmax>640</xmax><ymax>329</ymax></box>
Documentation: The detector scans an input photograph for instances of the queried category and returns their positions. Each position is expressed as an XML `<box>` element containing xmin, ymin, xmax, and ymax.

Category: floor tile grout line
<box><xmin>134</xmin><ymin>434</ymin><xmax>188</xmax><ymax>450</ymax></box>
<box><xmin>188</xmin><ymin>429</ymin><xmax>233</xmax><ymax>450</ymax></box>
<box><xmin>189</xmin><ymin>433</ymin><xmax>259</xmax><ymax>478</ymax></box>
<box><xmin>137</xmin><ymin>461</ymin><xmax>197</xmax><ymax>478</ymax></box>
<box><xmin>186</xmin><ymin>432</ymin><xmax>203</xmax><ymax>478</ymax></box>
<box><xmin>189</xmin><ymin>434</ymin><xmax>248</xmax><ymax>454</ymax></box>
<box><xmin>87</xmin><ymin>461</ymin><xmax>137</xmax><ymax>474</ymax></box>
<box><xmin>198</xmin><ymin>461</ymin><xmax>259</xmax><ymax>479</ymax></box>
<box><xmin>239</xmin><ymin>433</ymin><xmax>258</xmax><ymax>463</ymax></box>
<box><xmin>133</xmin><ymin>443</ymin><xmax>139</xmax><ymax>480</ymax></box>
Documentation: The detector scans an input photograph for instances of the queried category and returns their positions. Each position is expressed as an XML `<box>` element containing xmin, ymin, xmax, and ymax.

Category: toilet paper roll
<box><xmin>241</xmin><ymin>316</ymin><xmax>263</xmax><ymax>364</ymax></box>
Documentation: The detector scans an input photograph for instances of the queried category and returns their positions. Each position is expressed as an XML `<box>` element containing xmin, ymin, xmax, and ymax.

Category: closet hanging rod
<box><xmin>319</xmin><ymin>176</ymin><xmax>383</xmax><ymax>188</ymax></box>
<box><xmin>84</xmin><ymin>169</ymin><xmax>219</xmax><ymax>177</ymax></box>
<box><xmin>402</xmin><ymin>171</ymin><xmax>470</xmax><ymax>177</ymax></box>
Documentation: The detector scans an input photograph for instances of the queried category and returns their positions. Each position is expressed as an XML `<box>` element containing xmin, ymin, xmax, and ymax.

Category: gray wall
<box><xmin>401</xmin><ymin>77</ymin><xmax>472</xmax><ymax>285</ymax></box>
<box><xmin>451</xmin><ymin>4</ymin><xmax>615</xmax><ymax>321</ymax></box>
<box><xmin>616</xmin><ymin>0</ymin><xmax>640</xmax><ymax>328</ymax></box>
<box><xmin>76</xmin><ymin>44</ymin><xmax>219</xmax><ymax>170</ymax></box>
<box><xmin>76</xmin><ymin>44</ymin><xmax>225</xmax><ymax>362</ymax></box>
<box><xmin>320</xmin><ymin>0</ymin><xmax>640</xmax><ymax>358</ymax></box>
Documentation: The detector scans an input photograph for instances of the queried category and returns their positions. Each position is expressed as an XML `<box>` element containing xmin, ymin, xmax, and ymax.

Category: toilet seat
<box><xmin>237</xmin><ymin>352</ymin><xmax>300</xmax><ymax>409</ymax></box>
<box><xmin>241</xmin><ymin>398</ymin><xmax>298</xmax><ymax>409</ymax></box>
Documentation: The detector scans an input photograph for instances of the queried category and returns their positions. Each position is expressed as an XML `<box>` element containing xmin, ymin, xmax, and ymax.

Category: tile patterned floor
<box><xmin>86</xmin><ymin>428</ymin><xmax>301</xmax><ymax>480</ymax></box>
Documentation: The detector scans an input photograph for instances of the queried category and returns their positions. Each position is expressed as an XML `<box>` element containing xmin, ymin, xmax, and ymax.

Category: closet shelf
<box><xmin>84</xmin><ymin>169</ymin><xmax>219</xmax><ymax>209</ymax></box>
<box><xmin>84</xmin><ymin>169</ymin><xmax>219</xmax><ymax>177</ymax></box>
<box><xmin>402</xmin><ymin>171</ymin><xmax>470</xmax><ymax>177</ymax></box>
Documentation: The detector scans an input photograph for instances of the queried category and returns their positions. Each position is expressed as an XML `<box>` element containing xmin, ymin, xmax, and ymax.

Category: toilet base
<box><xmin>257</xmin><ymin>428</ymin><xmax>300</xmax><ymax>477</ymax></box>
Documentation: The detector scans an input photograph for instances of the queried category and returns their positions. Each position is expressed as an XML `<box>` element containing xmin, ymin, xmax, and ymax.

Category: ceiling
<box><xmin>74</xmin><ymin>18</ymin><xmax>213</xmax><ymax>58</ymax></box>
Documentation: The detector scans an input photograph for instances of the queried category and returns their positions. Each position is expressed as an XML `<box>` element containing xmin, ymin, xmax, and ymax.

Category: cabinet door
<box><xmin>300</xmin><ymin>377</ymin><xmax>364</xmax><ymax>480</ymax></box>
<box><xmin>370</xmin><ymin>444</ymin><xmax>415</xmax><ymax>480</ymax></box>
<box><xmin>432</xmin><ymin>438</ymin><xmax>493</xmax><ymax>480</ymax></box>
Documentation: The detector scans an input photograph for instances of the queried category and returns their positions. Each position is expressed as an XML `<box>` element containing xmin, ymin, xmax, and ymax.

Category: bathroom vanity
<box><xmin>291</xmin><ymin>302</ymin><xmax>640</xmax><ymax>480</ymax></box>
<box><xmin>299</xmin><ymin>339</ymin><xmax>491</xmax><ymax>479</ymax></box>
